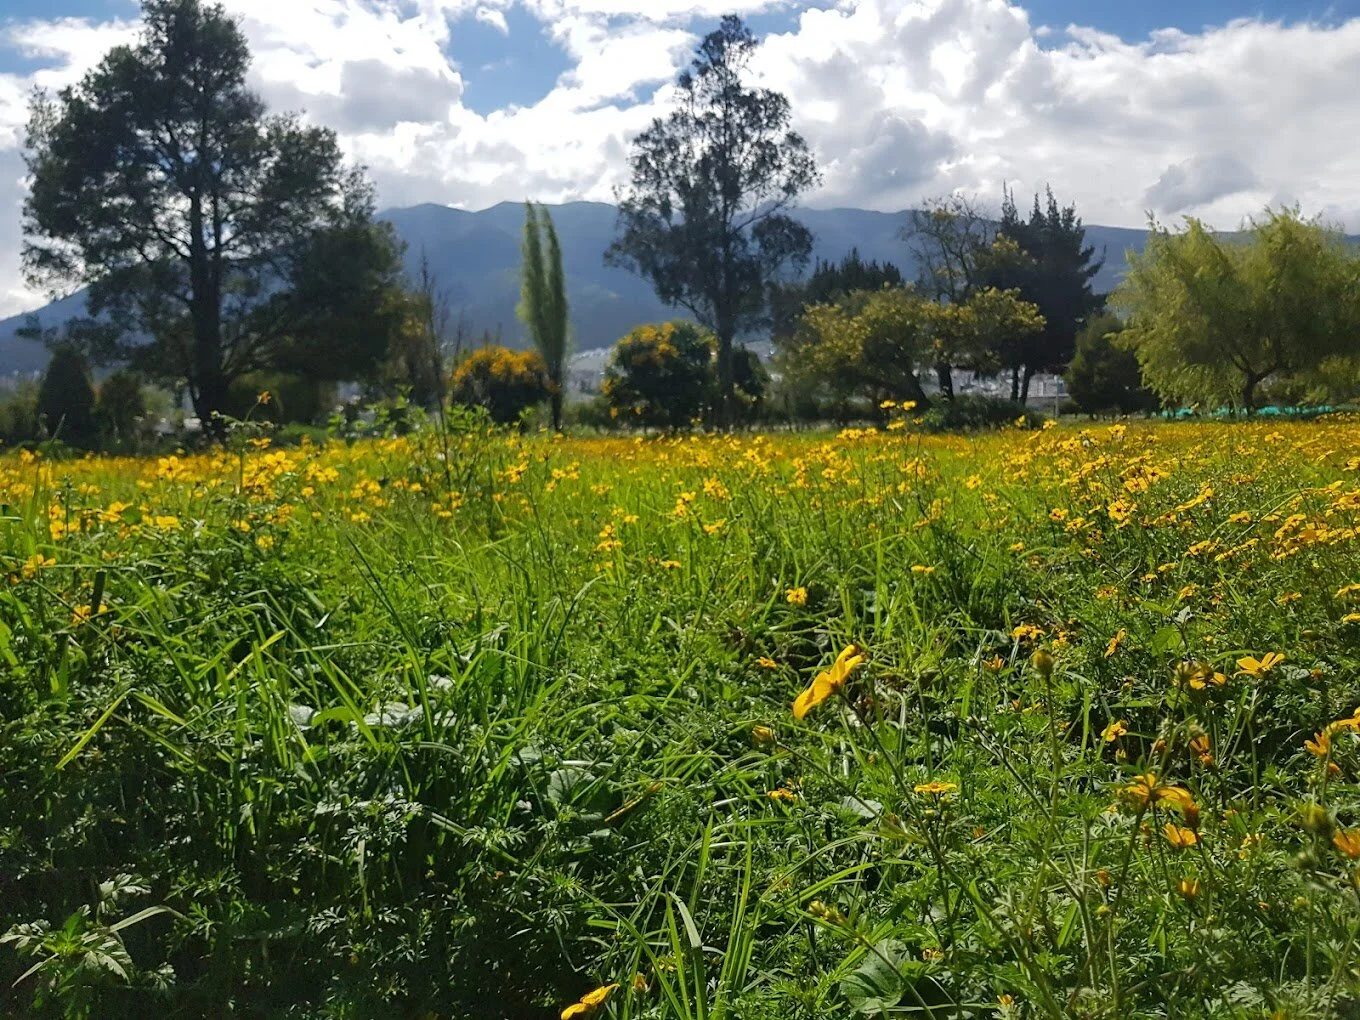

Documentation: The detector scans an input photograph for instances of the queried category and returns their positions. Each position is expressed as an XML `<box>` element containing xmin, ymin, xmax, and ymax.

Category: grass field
<box><xmin>5</xmin><ymin>415</ymin><xmax>1360</xmax><ymax>1017</ymax></box>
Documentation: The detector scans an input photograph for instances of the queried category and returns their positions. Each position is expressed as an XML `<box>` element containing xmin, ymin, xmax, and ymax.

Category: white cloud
<box><xmin>1145</xmin><ymin>153</ymin><xmax>1259</xmax><ymax>215</ymax></box>
<box><xmin>5</xmin><ymin>1</ymin><xmax>1360</xmax><ymax>318</ymax></box>
<box><xmin>474</xmin><ymin>6</ymin><xmax>509</xmax><ymax>33</ymax></box>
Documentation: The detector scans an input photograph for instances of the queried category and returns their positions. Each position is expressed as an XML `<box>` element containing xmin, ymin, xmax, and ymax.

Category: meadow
<box><xmin>4</xmin><ymin>412</ymin><xmax>1360</xmax><ymax>1018</ymax></box>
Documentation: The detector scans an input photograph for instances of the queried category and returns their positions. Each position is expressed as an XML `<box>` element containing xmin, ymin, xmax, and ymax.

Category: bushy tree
<box><xmin>22</xmin><ymin>0</ymin><xmax>405</xmax><ymax>428</ymax></box>
<box><xmin>450</xmin><ymin>346</ymin><xmax>550</xmax><ymax>425</ymax></box>
<box><xmin>1065</xmin><ymin>314</ymin><xmax>1157</xmax><ymax>415</ymax></box>
<box><xmin>1114</xmin><ymin>209</ymin><xmax>1360</xmax><ymax>411</ymax></box>
<box><xmin>602</xmin><ymin>321</ymin><xmax>715</xmax><ymax>429</ymax></box>
<box><xmin>606</xmin><ymin>16</ymin><xmax>819</xmax><ymax>425</ymax></box>
<box><xmin>96</xmin><ymin>369</ymin><xmax>147</xmax><ymax>446</ymax></box>
<box><xmin>984</xmin><ymin>188</ymin><xmax>1105</xmax><ymax>400</ymax></box>
<box><xmin>770</xmin><ymin>249</ymin><xmax>904</xmax><ymax>343</ymax></box>
<box><xmin>788</xmin><ymin>286</ymin><xmax>1042</xmax><ymax>412</ymax></box>
<box><xmin>518</xmin><ymin>203</ymin><xmax>570</xmax><ymax>431</ymax></box>
<box><xmin>37</xmin><ymin>345</ymin><xmax>98</xmax><ymax>448</ymax></box>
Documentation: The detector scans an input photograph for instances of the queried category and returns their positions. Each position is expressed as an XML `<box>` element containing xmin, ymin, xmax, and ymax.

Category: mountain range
<box><xmin>0</xmin><ymin>201</ymin><xmax>1152</xmax><ymax>377</ymax></box>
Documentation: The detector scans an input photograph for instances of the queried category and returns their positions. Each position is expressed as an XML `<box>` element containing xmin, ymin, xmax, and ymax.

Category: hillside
<box><xmin>0</xmin><ymin>202</ymin><xmax>1151</xmax><ymax>376</ymax></box>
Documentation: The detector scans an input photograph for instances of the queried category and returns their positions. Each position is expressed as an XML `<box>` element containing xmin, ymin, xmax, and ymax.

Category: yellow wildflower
<box><xmin>1236</xmin><ymin>652</ymin><xmax>1284</xmax><ymax>678</ymax></box>
<box><xmin>561</xmin><ymin>983</ymin><xmax>619</xmax><ymax>1019</ymax></box>
<box><xmin>785</xmin><ymin>586</ymin><xmax>808</xmax><ymax>607</ymax></box>
<box><xmin>792</xmin><ymin>644</ymin><xmax>864</xmax><ymax>720</ymax></box>
<box><xmin>1163</xmin><ymin>823</ymin><xmax>1199</xmax><ymax>849</ymax></box>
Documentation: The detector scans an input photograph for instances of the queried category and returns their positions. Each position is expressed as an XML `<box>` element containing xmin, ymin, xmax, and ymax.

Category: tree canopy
<box><xmin>606</xmin><ymin>15</ymin><xmax>819</xmax><ymax>426</ymax></box>
<box><xmin>518</xmin><ymin>203</ymin><xmax>570</xmax><ymax>431</ymax></box>
<box><xmin>1114</xmin><ymin>209</ymin><xmax>1360</xmax><ymax>410</ymax></box>
<box><xmin>22</xmin><ymin>0</ymin><xmax>405</xmax><ymax>428</ymax></box>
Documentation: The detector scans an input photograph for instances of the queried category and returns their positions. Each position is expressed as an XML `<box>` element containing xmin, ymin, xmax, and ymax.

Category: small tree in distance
<box><xmin>602</xmin><ymin>322</ymin><xmax>715</xmax><ymax>429</ymax></box>
<box><xmin>518</xmin><ymin>204</ymin><xmax>570</xmax><ymax>431</ymax></box>
<box><xmin>1065</xmin><ymin>313</ymin><xmax>1157</xmax><ymax>416</ymax></box>
<box><xmin>607</xmin><ymin>15</ymin><xmax>819</xmax><ymax>427</ymax></box>
<box><xmin>37</xmin><ymin>345</ymin><xmax>98</xmax><ymax>448</ymax></box>
<box><xmin>450</xmin><ymin>346</ymin><xmax>550</xmax><ymax>425</ymax></box>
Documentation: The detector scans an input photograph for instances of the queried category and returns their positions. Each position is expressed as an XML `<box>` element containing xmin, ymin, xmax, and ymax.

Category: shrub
<box><xmin>96</xmin><ymin>370</ymin><xmax>147</xmax><ymax>447</ymax></box>
<box><xmin>37</xmin><ymin>345</ymin><xmax>98</xmax><ymax>448</ymax></box>
<box><xmin>919</xmin><ymin>394</ymin><xmax>1046</xmax><ymax>432</ymax></box>
<box><xmin>602</xmin><ymin>321</ymin><xmax>714</xmax><ymax>429</ymax></box>
<box><xmin>0</xmin><ymin>382</ymin><xmax>40</xmax><ymax>447</ymax></box>
<box><xmin>1066</xmin><ymin>314</ymin><xmax>1158</xmax><ymax>415</ymax></box>
<box><xmin>450</xmin><ymin>346</ymin><xmax>551</xmax><ymax>425</ymax></box>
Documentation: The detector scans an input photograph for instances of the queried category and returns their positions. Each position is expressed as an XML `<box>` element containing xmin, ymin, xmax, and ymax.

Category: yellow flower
<box><xmin>1011</xmin><ymin>623</ymin><xmax>1044</xmax><ymax>642</ymax></box>
<box><xmin>1178</xmin><ymin>877</ymin><xmax>1201</xmax><ymax>900</ymax></box>
<box><xmin>1163</xmin><ymin>823</ymin><xmax>1199</xmax><ymax>849</ymax></box>
<box><xmin>792</xmin><ymin>644</ymin><xmax>864</xmax><ymax>720</ymax></box>
<box><xmin>1236</xmin><ymin>652</ymin><xmax>1284</xmax><ymax>678</ymax></box>
<box><xmin>561</xmin><ymin>983</ymin><xmax>619</xmax><ymax>1019</ymax></box>
<box><xmin>767</xmin><ymin>788</ymin><xmax>797</xmax><ymax>802</ymax></box>
<box><xmin>1305</xmin><ymin>731</ymin><xmax>1331</xmax><ymax>757</ymax></box>
<box><xmin>756</xmin><ymin>656</ymin><xmax>779</xmax><ymax>670</ymax></box>
<box><xmin>1101</xmin><ymin>720</ymin><xmax>1128</xmax><ymax>743</ymax></box>
<box><xmin>257</xmin><ymin>390</ymin><xmax>272</xmax><ymax>405</ymax></box>
<box><xmin>785</xmin><ymin>586</ymin><xmax>808</xmax><ymax>607</ymax></box>
<box><xmin>1103</xmin><ymin>629</ymin><xmax>1127</xmax><ymax>658</ymax></box>
<box><xmin>913</xmin><ymin>780</ymin><xmax>958</xmax><ymax>796</ymax></box>
<box><xmin>1333</xmin><ymin>829</ymin><xmax>1360</xmax><ymax>859</ymax></box>
<box><xmin>911</xmin><ymin>564</ymin><xmax>935</xmax><ymax>575</ymax></box>
<box><xmin>751</xmin><ymin>725</ymin><xmax>776</xmax><ymax>747</ymax></box>
<box><xmin>660</xmin><ymin>559</ymin><xmax>682</xmax><ymax>570</ymax></box>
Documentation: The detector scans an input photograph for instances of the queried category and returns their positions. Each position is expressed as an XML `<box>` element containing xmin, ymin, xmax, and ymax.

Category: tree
<box><xmin>903</xmin><ymin>195</ymin><xmax>993</xmax><ymax>305</ymax></box>
<box><xmin>1065</xmin><ymin>314</ymin><xmax>1156</xmax><ymax>415</ymax></box>
<box><xmin>1114</xmin><ymin>209</ymin><xmax>1360</xmax><ymax>411</ymax></box>
<box><xmin>901</xmin><ymin>195</ymin><xmax>994</xmax><ymax>397</ymax></box>
<box><xmin>602</xmin><ymin>322</ymin><xmax>716</xmax><ymax>429</ymax></box>
<box><xmin>984</xmin><ymin>187</ymin><xmax>1105</xmax><ymax>401</ymax></box>
<box><xmin>518</xmin><ymin>203</ymin><xmax>570</xmax><ymax>431</ymax></box>
<box><xmin>22</xmin><ymin>0</ymin><xmax>405</xmax><ymax>430</ymax></box>
<box><xmin>793</xmin><ymin>288</ymin><xmax>932</xmax><ymax>411</ymax></box>
<box><xmin>770</xmin><ymin>249</ymin><xmax>903</xmax><ymax>344</ymax></box>
<box><xmin>37</xmin><ymin>345</ymin><xmax>98</xmax><ymax>448</ymax></box>
<box><xmin>606</xmin><ymin>15</ymin><xmax>819</xmax><ymax>426</ymax></box>
<box><xmin>96</xmin><ymin>369</ymin><xmax>147</xmax><ymax>446</ymax></box>
<box><xmin>450</xmin><ymin>346</ymin><xmax>551</xmax><ymax>425</ymax></box>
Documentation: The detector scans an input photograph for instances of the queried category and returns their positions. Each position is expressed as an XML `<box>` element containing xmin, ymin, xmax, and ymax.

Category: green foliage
<box><xmin>606</xmin><ymin>15</ymin><xmax>819</xmax><ymax>425</ymax></box>
<box><xmin>7</xmin><ymin>421</ymin><xmax>1360</xmax><ymax>1017</ymax></box>
<box><xmin>602</xmin><ymin>321</ymin><xmax>716</xmax><ymax>428</ymax></box>
<box><xmin>22</xmin><ymin>0</ymin><xmax>402</xmax><ymax>424</ymax></box>
<box><xmin>38</xmin><ymin>345</ymin><xmax>97</xmax><ymax>448</ymax></box>
<box><xmin>984</xmin><ymin>187</ymin><xmax>1106</xmax><ymax>398</ymax></box>
<box><xmin>787</xmin><ymin>286</ymin><xmax>1043</xmax><ymax>412</ymax></box>
<box><xmin>1114</xmin><ymin>208</ymin><xmax>1360</xmax><ymax>410</ymax></box>
<box><xmin>450</xmin><ymin>345</ymin><xmax>551</xmax><ymax>424</ymax></box>
<box><xmin>770</xmin><ymin>248</ymin><xmax>904</xmax><ymax>343</ymax></box>
<box><xmin>518</xmin><ymin>203</ymin><xmax>571</xmax><ymax>430</ymax></box>
<box><xmin>1065</xmin><ymin>314</ymin><xmax>1158</xmax><ymax>415</ymax></box>
<box><xmin>0</xmin><ymin>382</ymin><xmax>41</xmax><ymax>447</ymax></box>
<box><xmin>918</xmin><ymin>393</ymin><xmax>1045</xmax><ymax>432</ymax></box>
<box><xmin>95</xmin><ymin>370</ymin><xmax>146</xmax><ymax>447</ymax></box>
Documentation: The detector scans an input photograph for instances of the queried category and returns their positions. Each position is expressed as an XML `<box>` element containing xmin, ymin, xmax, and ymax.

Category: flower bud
<box><xmin>1030</xmin><ymin>648</ymin><xmax>1055</xmax><ymax>678</ymax></box>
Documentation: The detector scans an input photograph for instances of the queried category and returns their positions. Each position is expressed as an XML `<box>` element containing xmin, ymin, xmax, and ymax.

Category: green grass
<box><xmin>4</xmin><ymin>417</ymin><xmax>1360</xmax><ymax>1017</ymax></box>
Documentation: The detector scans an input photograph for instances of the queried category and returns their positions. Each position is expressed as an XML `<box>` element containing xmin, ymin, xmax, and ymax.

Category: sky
<box><xmin>3</xmin><ymin>0</ymin><xmax>1360</xmax><ymax>317</ymax></box>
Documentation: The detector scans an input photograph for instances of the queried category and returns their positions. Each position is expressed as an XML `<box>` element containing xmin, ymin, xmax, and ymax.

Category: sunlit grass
<box><xmin>4</xmin><ymin>416</ymin><xmax>1360</xmax><ymax>1017</ymax></box>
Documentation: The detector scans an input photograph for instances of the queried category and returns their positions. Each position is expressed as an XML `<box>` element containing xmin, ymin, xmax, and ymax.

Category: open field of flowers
<box><xmin>5</xmin><ymin>416</ymin><xmax>1360</xmax><ymax>1017</ymax></box>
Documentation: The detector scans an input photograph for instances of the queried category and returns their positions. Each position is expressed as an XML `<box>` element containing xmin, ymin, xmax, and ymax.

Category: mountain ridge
<box><xmin>0</xmin><ymin>201</ymin><xmax>1154</xmax><ymax>377</ymax></box>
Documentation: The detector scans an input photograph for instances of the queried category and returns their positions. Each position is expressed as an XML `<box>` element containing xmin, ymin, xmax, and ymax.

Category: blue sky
<box><xmin>4</xmin><ymin>0</ymin><xmax>1360</xmax><ymax>315</ymax></box>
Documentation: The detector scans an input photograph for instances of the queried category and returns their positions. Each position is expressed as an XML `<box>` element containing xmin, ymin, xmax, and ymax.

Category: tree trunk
<box><xmin>1020</xmin><ymin>366</ymin><xmax>1035</xmax><ymax>404</ymax></box>
<box><xmin>935</xmin><ymin>363</ymin><xmax>954</xmax><ymax>401</ymax></box>
<box><xmin>715</xmin><ymin>325</ymin><xmax>735</xmax><ymax>430</ymax></box>
<box><xmin>550</xmin><ymin>389</ymin><xmax>563</xmax><ymax>432</ymax></box>
<box><xmin>188</xmin><ymin>194</ymin><xmax>226</xmax><ymax>437</ymax></box>
<box><xmin>1242</xmin><ymin>373</ymin><xmax>1262</xmax><ymax>414</ymax></box>
<box><xmin>1010</xmin><ymin>366</ymin><xmax>1020</xmax><ymax>402</ymax></box>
